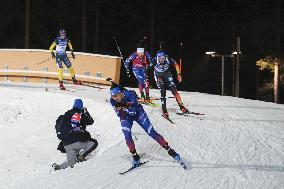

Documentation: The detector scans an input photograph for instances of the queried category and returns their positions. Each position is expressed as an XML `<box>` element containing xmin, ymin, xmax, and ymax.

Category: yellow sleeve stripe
<box><xmin>49</xmin><ymin>42</ymin><xmax>56</xmax><ymax>52</ymax></box>
<box><xmin>68</xmin><ymin>40</ymin><xmax>73</xmax><ymax>51</ymax></box>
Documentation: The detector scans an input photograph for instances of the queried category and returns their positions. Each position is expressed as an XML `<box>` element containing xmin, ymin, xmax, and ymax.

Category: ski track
<box><xmin>1</xmin><ymin>83</ymin><xmax>284</xmax><ymax>189</ymax></box>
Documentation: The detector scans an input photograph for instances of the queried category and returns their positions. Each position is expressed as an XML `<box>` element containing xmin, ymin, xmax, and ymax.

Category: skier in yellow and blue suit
<box><xmin>49</xmin><ymin>29</ymin><xmax>80</xmax><ymax>90</ymax></box>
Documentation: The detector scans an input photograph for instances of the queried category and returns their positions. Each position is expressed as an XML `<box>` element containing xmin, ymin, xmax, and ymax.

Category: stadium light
<box><xmin>205</xmin><ymin>51</ymin><xmax>216</xmax><ymax>55</ymax></box>
<box><xmin>232</xmin><ymin>51</ymin><xmax>242</xmax><ymax>55</ymax></box>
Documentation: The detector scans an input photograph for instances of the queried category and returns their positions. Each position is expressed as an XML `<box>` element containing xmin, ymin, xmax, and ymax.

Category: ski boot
<box><xmin>162</xmin><ymin>105</ymin><xmax>169</xmax><ymax>118</ymax></box>
<box><xmin>163</xmin><ymin>144</ymin><xmax>187</xmax><ymax>169</ymax></box>
<box><xmin>145</xmin><ymin>93</ymin><xmax>150</xmax><ymax>100</ymax></box>
<box><xmin>163</xmin><ymin>144</ymin><xmax>180</xmax><ymax>160</ymax></box>
<box><xmin>59</xmin><ymin>81</ymin><xmax>66</xmax><ymax>90</ymax></box>
<box><xmin>168</xmin><ymin>148</ymin><xmax>181</xmax><ymax>161</ymax></box>
<box><xmin>178</xmin><ymin>102</ymin><xmax>189</xmax><ymax>114</ymax></box>
<box><xmin>52</xmin><ymin>163</ymin><xmax>60</xmax><ymax>171</ymax></box>
<box><xmin>140</xmin><ymin>91</ymin><xmax>146</xmax><ymax>100</ymax></box>
<box><xmin>72</xmin><ymin>77</ymin><xmax>81</xmax><ymax>85</ymax></box>
<box><xmin>162</xmin><ymin>109</ymin><xmax>169</xmax><ymax>118</ymax></box>
<box><xmin>131</xmin><ymin>149</ymin><xmax>141</xmax><ymax>168</ymax></box>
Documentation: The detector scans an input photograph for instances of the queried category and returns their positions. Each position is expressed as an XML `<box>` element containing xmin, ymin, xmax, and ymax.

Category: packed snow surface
<box><xmin>0</xmin><ymin>82</ymin><xmax>283</xmax><ymax>189</ymax></box>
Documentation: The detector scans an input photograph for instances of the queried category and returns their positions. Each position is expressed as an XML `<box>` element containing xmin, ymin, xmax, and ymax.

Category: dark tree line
<box><xmin>0</xmin><ymin>0</ymin><xmax>282</xmax><ymax>102</ymax></box>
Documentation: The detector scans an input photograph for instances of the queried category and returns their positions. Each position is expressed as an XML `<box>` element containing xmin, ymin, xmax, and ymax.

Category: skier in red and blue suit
<box><xmin>124</xmin><ymin>47</ymin><xmax>152</xmax><ymax>99</ymax></box>
<box><xmin>109</xmin><ymin>84</ymin><xmax>182</xmax><ymax>167</ymax></box>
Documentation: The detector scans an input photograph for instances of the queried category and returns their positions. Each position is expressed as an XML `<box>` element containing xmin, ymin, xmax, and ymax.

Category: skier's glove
<box><xmin>177</xmin><ymin>74</ymin><xmax>182</xmax><ymax>83</ymax></box>
<box><xmin>71</xmin><ymin>50</ymin><xmax>75</xmax><ymax>59</ymax></box>
<box><xmin>114</xmin><ymin>101</ymin><xmax>124</xmax><ymax>108</ymax></box>
<box><xmin>51</xmin><ymin>51</ymin><xmax>55</xmax><ymax>59</ymax></box>
<box><xmin>144</xmin><ymin>79</ymin><xmax>149</xmax><ymax>87</ymax></box>
<box><xmin>115</xmin><ymin>101</ymin><xmax>131</xmax><ymax>109</ymax></box>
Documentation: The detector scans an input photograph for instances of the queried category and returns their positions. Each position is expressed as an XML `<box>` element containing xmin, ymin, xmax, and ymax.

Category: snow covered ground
<box><xmin>0</xmin><ymin>81</ymin><xmax>284</xmax><ymax>189</ymax></box>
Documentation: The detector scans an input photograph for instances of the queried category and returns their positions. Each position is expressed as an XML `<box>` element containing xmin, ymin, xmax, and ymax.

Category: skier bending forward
<box><xmin>109</xmin><ymin>84</ymin><xmax>182</xmax><ymax>167</ymax></box>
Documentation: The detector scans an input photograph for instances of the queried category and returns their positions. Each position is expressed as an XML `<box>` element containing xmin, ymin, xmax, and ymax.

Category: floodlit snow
<box><xmin>0</xmin><ymin>82</ymin><xmax>284</xmax><ymax>189</ymax></box>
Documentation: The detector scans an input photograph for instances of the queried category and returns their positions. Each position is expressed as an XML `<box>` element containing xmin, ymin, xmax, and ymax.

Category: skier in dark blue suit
<box><xmin>109</xmin><ymin>84</ymin><xmax>182</xmax><ymax>167</ymax></box>
<box><xmin>150</xmin><ymin>50</ymin><xmax>189</xmax><ymax>118</ymax></box>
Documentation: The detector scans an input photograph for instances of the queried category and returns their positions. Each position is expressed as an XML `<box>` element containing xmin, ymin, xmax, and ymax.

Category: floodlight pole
<box><xmin>221</xmin><ymin>56</ymin><xmax>224</xmax><ymax>96</ymax></box>
<box><xmin>215</xmin><ymin>54</ymin><xmax>233</xmax><ymax>96</ymax></box>
<box><xmin>207</xmin><ymin>53</ymin><xmax>234</xmax><ymax>96</ymax></box>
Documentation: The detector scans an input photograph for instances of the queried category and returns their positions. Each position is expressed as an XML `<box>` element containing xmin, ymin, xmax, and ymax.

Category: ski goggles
<box><xmin>137</xmin><ymin>48</ymin><xmax>144</xmax><ymax>53</ymax></box>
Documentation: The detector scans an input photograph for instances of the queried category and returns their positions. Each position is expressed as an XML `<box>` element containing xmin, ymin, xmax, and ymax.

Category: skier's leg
<box><xmin>133</xmin><ymin>67</ymin><xmax>145</xmax><ymax>98</ymax></box>
<box><xmin>141</xmin><ymin>68</ymin><xmax>149</xmax><ymax>99</ymax></box>
<box><xmin>55</xmin><ymin>56</ymin><xmax>65</xmax><ymax>89</ymax></box>
<box><xmin>121</xmin><ymin>119</ymin><xmax>135</xmax><ymax>152</ymax></box>
<box><xmin>155</xmin><ymin>73</ymin><xmax>168</xmax><ymax>116</ymax></box>
<box><xmin>166</xmin><ymin>73</ymin><xmax>189</xmax><ymax>113</ymax></box>
<box><xmin>58</xmin><ymin>68</ymin><xmax>64</xmax><ymax>82</ymax></box>
<box><xmin>56</xmin><ymin>55</ymin><xmax>64</xmax><ymax>82</ymax></box>
<box><xmin>169</xmin><ymin>85</ymin><xmax>189</xmax><ymax>113</ymax></box>
<box><xmin>136</xmin><ymin>109</ymin><xmax>168</xmax><ymax>146</ymax></box>
<box><xmin>121</xmin><ymin>119</ymin><xmax>141</xmax><ymax>166</ymax></box>
<box><xmin>62</xmin><ymin>54</ymin><xmax>79</xmax><ymax>84</ymax></box>
<box><xmin>136</xmin><ymin>109</ymin><xmax>181</xmax><ymax>160</ymax></box>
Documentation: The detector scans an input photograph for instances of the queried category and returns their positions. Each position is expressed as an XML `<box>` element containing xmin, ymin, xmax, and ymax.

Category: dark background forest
<box><xmin>0</xmin><ymin>0</ymin><xmax>283</xmax><ymax>103</ymax></box>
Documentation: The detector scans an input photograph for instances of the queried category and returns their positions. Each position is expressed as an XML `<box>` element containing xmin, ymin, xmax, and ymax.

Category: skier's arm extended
<box><xmin>68</xmin><ymin>39</ymin><xmax>75</xmax><ymax>58</ymax></box>
<box><xmin>170</xmin><ymin>58</ymin><xmax>182</xmax><ymax>82</ymax></box>
<box><xmin>49</xmin><ymin>42</ymin><xmax>56</xmax><ymax>52</ymax></box>
<box><xmin>68</xmin><ymin>40</ymin><xmax>73</xmax><ymax>51</ymax></box>
<box><xmin>124</xmin><ymin>53</ymin><xmax>137</xmax><ymax>70</ymax></box>
<box><xmin>168</xmin><ymin>58</ymin><xmax>180</xmax><ymax>75</ymax></box>
<box><xmin>174</xmin><ymin>62</ymin><xmax>181</xmax><ymax>75</ymax></box>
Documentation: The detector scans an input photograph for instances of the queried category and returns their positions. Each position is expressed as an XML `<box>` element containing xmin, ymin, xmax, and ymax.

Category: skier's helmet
<box><xmin>157</xmin><ymin>50</ymin><xmax>167</xmax><ymax>58</ymax></box>
<box><xmin>59</xmin><ymin>29</ymin><xmax>66</xmax><ymax>38</ymax></box>
<box><xmin>110</xmin><ymin>87</ymin><xmax>122</xmax><ymax>96</ymax></box>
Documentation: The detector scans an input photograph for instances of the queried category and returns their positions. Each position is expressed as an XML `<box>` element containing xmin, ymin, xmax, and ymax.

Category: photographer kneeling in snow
<box><xmin>52</xmin><ymin>99</ymin><xmax>98</xmax><ymax>171</ymax></box>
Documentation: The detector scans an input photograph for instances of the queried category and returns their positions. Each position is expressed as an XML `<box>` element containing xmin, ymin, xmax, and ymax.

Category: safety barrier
<box><xmin>0</xmin><ymin>49</ymin><xmax>121</xmax><ymax>85</ymax></box>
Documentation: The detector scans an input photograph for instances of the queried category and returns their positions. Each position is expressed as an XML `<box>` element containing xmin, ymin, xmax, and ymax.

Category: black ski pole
<box><xmin>143</xmin><ymin>36</ymin><xmax>150</xmax><ymax>87</ymax></box>
<box><xmin>113</xmin><ymin>36</ymin><xmax>130</xmax><ymax>78</ymax></box>
<box><xmin>159</xmin><ymin>41</ymin><xmax>165</xmax><ymax>50</ymax></box>
<box><xmin>36</xmin><ymin>57</ymin><xmax>52</xmax><ymax>65</ymax></box>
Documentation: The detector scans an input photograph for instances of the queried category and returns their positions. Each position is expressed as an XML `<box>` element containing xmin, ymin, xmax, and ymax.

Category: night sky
<box><xmin>0</xmin><ymin>0</ymin><xmax>282</xmax><ymax>103</ymax></box>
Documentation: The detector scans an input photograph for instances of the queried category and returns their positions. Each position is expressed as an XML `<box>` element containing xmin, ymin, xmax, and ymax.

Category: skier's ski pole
<box><xmin>138</xmin><ymin>96</ymin><xmax>176</xmax><ymax>102</ymax></box>
<box><xmin>113</xmin><ymin>36</ymin><xmax>129</xmax><ymax>77</ymax></box>
<box><xmin>36</xmin><ymin>55</ymin><xmax>72</xmax><ymax>65</ymax></box>
<box><xmin>143</xmin><ymin>36</ymin><xmax>150</xmax><ymax>86</ymax></box>
<box><xmin>159</xmin><ymin>41</ymin><xmax>165</xmax><ymax>50</ymax></box>
<box><xmin>36</xmin><ymin>57</ymin><xmax>52</xmax><ymax>65</ymax></box>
